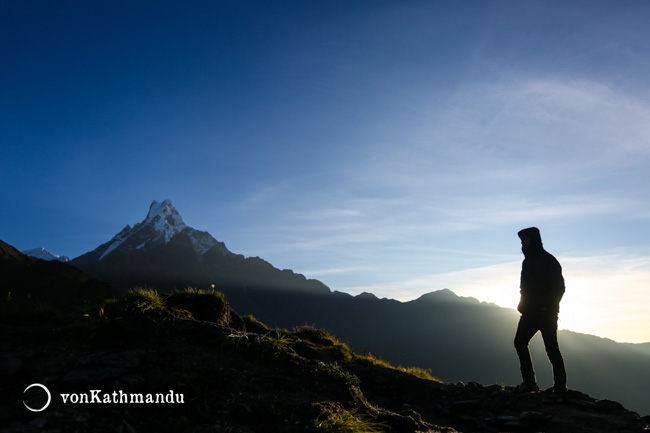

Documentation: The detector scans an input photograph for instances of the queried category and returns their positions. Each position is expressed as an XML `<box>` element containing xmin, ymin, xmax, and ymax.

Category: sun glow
<box><xmin>455</xmin><ymin>255</ymin><xmax>650</xmax><ymax>344</ymax></box>
<box><xmin>557</xmin><ymin>257</ymin><xmax>650</xmax><ymax>343</ymax></box>
<box><xmin>359</xmin><ymin>255</ymin><xmax>650</xmax><ymax>344</ymax></box>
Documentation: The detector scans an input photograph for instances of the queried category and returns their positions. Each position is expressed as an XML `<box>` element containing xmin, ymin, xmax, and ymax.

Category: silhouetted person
<box><xmin>514</xmin><ymin>227</ymin><xmax>567</xmax><ymax>399</ymax></box>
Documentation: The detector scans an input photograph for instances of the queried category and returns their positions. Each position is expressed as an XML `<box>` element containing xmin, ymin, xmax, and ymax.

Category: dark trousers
<box><xmin>514</xmin><ymin>313</ymin><xmax>567</xmax><ymax>392</ymax></box>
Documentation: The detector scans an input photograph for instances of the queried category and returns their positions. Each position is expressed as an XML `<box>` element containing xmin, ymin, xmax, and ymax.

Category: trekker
<box><xmin>514</xmin><ymin>227</ymin><xmax>567</xmax><ymax>400</ymax></box>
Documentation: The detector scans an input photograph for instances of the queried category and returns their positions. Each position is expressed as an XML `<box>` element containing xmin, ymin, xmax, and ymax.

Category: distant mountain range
<box><xmin>226</xmin><ymin>285</ymin><xmax>650</xmax><ymax>416</ymax></box>
<box><xmin>11</xmin><ymin>200</ymin><xmax>650</xmax><ymax>415</ymax></box>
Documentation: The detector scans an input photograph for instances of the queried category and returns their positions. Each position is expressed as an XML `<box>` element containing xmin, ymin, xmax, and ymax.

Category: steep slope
<box><xmin>71</xmin><ymin>200</ymin><xmax>329</xmax><ymax>295</ymax></box>
<box><xmin>1</xmin><ymin>287</ymin><xmax>647</xmax><ymax>432</ymax></box>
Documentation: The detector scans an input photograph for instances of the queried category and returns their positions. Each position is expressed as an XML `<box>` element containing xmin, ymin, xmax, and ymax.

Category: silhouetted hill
<box><xmin>0</xmin><ymin>240</ymin><xmax>115</xmax><ymax>314</ymax></box>
<box><xmin>1</xmin><ymin>287</ymin><xmax>647</xmax><ymax>432</ymax></box>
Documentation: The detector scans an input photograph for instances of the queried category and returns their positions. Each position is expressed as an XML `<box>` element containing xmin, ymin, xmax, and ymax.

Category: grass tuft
<box><xmin>314</xmin><ymin>407</ymin><xmax>386</xmax><ymax>433</ymax></box>
<box><xmin>292</xmin><ymin>325</ymin><xmax>355</xmax><ymax>362</ymax></box>
<box><xmin>396</xmin><ymin>366</ymin><xmax>438</xmax><ymax>381</ymax></box>
<box><xmin>242</xmin><ymin>314</ymin><xmax>270</xmax><ymax>333</ymax></box>
<box><xmin>356</xmin><ymin>353</ymin><xmax>441</xmax><ymax>382</ymax></box>
<box><xmin>124</xmin><ymin>287</ymin><xmax>165</xmax><ymax>312</ymax></box>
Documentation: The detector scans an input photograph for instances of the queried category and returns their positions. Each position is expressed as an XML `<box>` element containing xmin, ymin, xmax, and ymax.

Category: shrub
<box><xmin>166</xmin><ymin>287</ymin><xmax>229</xmax><ymax>322</ymax></box>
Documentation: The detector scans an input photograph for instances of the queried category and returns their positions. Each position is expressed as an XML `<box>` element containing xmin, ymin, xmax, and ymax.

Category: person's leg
<box><xmin>514</xmin><ymin>315</ymin><xmax>540</xmax><ymax>387</ymax></box>
<box><xmin>540</xmin><ymin>315</ymin><xmax>567</xmax><ymax>393</ymax></box>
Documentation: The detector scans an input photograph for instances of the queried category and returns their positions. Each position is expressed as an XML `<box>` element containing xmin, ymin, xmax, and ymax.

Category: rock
<box><xmin>451</xmin><ymin>399</ymin><xmax>480</xmax><ymax>410</ymax></box>
<box><xmin>520</xmin><ymin>411</ymin><xmax>551</xmax><ymax>422</ymax></box>
<box><xmin>497</xmin><ymin>415</ymin><xmax>520</xmax><ymax>423</ymax></box>
<box><xmin>595</xmin><ymin>399</ymin><xmax>624</xmax><ymax>411</ymax></box>
<box><xmin>503</xmin><ymin>420</ymin><xmax>526</xmax><ymax>431</ymax></box>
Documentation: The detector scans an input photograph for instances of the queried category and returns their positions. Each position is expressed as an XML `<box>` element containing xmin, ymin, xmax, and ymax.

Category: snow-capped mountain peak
<box><xmin>145</xmin><ymin>199</ymin><xmax>188</xmax><ymax>243</ymax></box>
<box><xmin>146</xmin><ymin>200</ymin><xmax>186</xmax><ymax>226</ymax></box>
<box><xmin>23</xmin><ymin>247</ymin><xmax>70</xmax><ymax>262</ymax></box>
<box><xmin>76</xmin><ymin>200</ymin><xmax>227</xmax><ymax>262</ymax></box>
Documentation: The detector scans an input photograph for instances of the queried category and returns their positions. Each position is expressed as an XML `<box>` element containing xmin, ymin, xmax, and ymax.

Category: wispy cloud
<box><xmin>301</xmin><ymin>266</ymin><xmax>371</xmax><ymax>278</ymax></box>
<box><xmin>422</xmin><ymin>79</ymin><xmax>648</xmax><ymax>181</ymax></box>
<box><xmin>329</xmin><ymin>77</ymin><xmax>650</xmax><ymax>229</ymax></box>
<box><xmin>431</xmin><ymin>194</ymin><xmax>644</xmax><ymax>230</ymax></box>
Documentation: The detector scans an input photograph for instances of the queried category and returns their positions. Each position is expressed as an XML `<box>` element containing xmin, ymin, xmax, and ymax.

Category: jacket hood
<box><xmin>518</xmin><ymin>227</ymin><xmax>543</xmax><ymax>251</ymax></box>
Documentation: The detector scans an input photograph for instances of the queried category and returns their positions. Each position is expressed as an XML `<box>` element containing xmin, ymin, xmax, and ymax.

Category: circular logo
<box><xmin>23</xmin><ymin>383</ymin><xmax>51</xmax><ymax>412</ymax></box>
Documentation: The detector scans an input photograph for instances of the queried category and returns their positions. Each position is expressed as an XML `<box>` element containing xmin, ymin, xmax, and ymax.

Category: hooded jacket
<box><xmin>517</xmin><ymin>227</ymin><xmax>565</xmax><ymax>316</ymax></box>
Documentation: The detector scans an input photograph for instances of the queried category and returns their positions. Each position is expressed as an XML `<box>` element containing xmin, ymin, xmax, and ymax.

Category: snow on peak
<box><xmin>99</xmin><ymin>226</ymin><xmax>132</xmax><ymax>261</ymax></box>
<box><xmin>145</xmin><ymin>199</ymin><xmax>188</xmax><ymax>242</ymax></box>
<box><xmin>23</xmin><ymin>247</ymin><xmax>70</xmax><ymax>262</ymax></box>
<box><xmin>146</xmin><ymin>200</ymin><xmax>182</xmax><ymax>224</ymax></box>
<box><xmin>95</xmin><ymin>199</ymin><xmax>225</xmax><ymax>261</ymax></box>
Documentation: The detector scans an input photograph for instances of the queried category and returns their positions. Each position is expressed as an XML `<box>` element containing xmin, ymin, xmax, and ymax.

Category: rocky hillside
<box><xmin>1</xmin><ymin>287</ymin><xmax>648</xmax><ymax>433</ymax></box>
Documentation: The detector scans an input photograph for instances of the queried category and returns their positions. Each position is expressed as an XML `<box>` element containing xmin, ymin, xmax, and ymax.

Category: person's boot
<box><xmin>514</xmin><ymin>381</ymin><xmax>539</xmax><ymax>393</ymax></box>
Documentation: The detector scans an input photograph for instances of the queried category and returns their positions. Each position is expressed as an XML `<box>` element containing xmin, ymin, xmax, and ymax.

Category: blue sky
<box><xmin>2</xmin><ymin>1</ymin><xmax>650</xmax><ymax>342</ymax></box>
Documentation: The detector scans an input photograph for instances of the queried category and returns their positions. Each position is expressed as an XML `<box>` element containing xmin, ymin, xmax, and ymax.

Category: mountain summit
<box><xmin>78</xmin><ymin>200</ymin><xmax>228</xmax><ymax>262</ymax></box>
<box><xmin>144</xmin><ymin>199</ymin><xmax>189</xmax><ymax>241</ymax></box>
<box><xmin>71</xmin><ymin>200</ymin><xmax>329</xmax><ymax>294</ymax></box>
